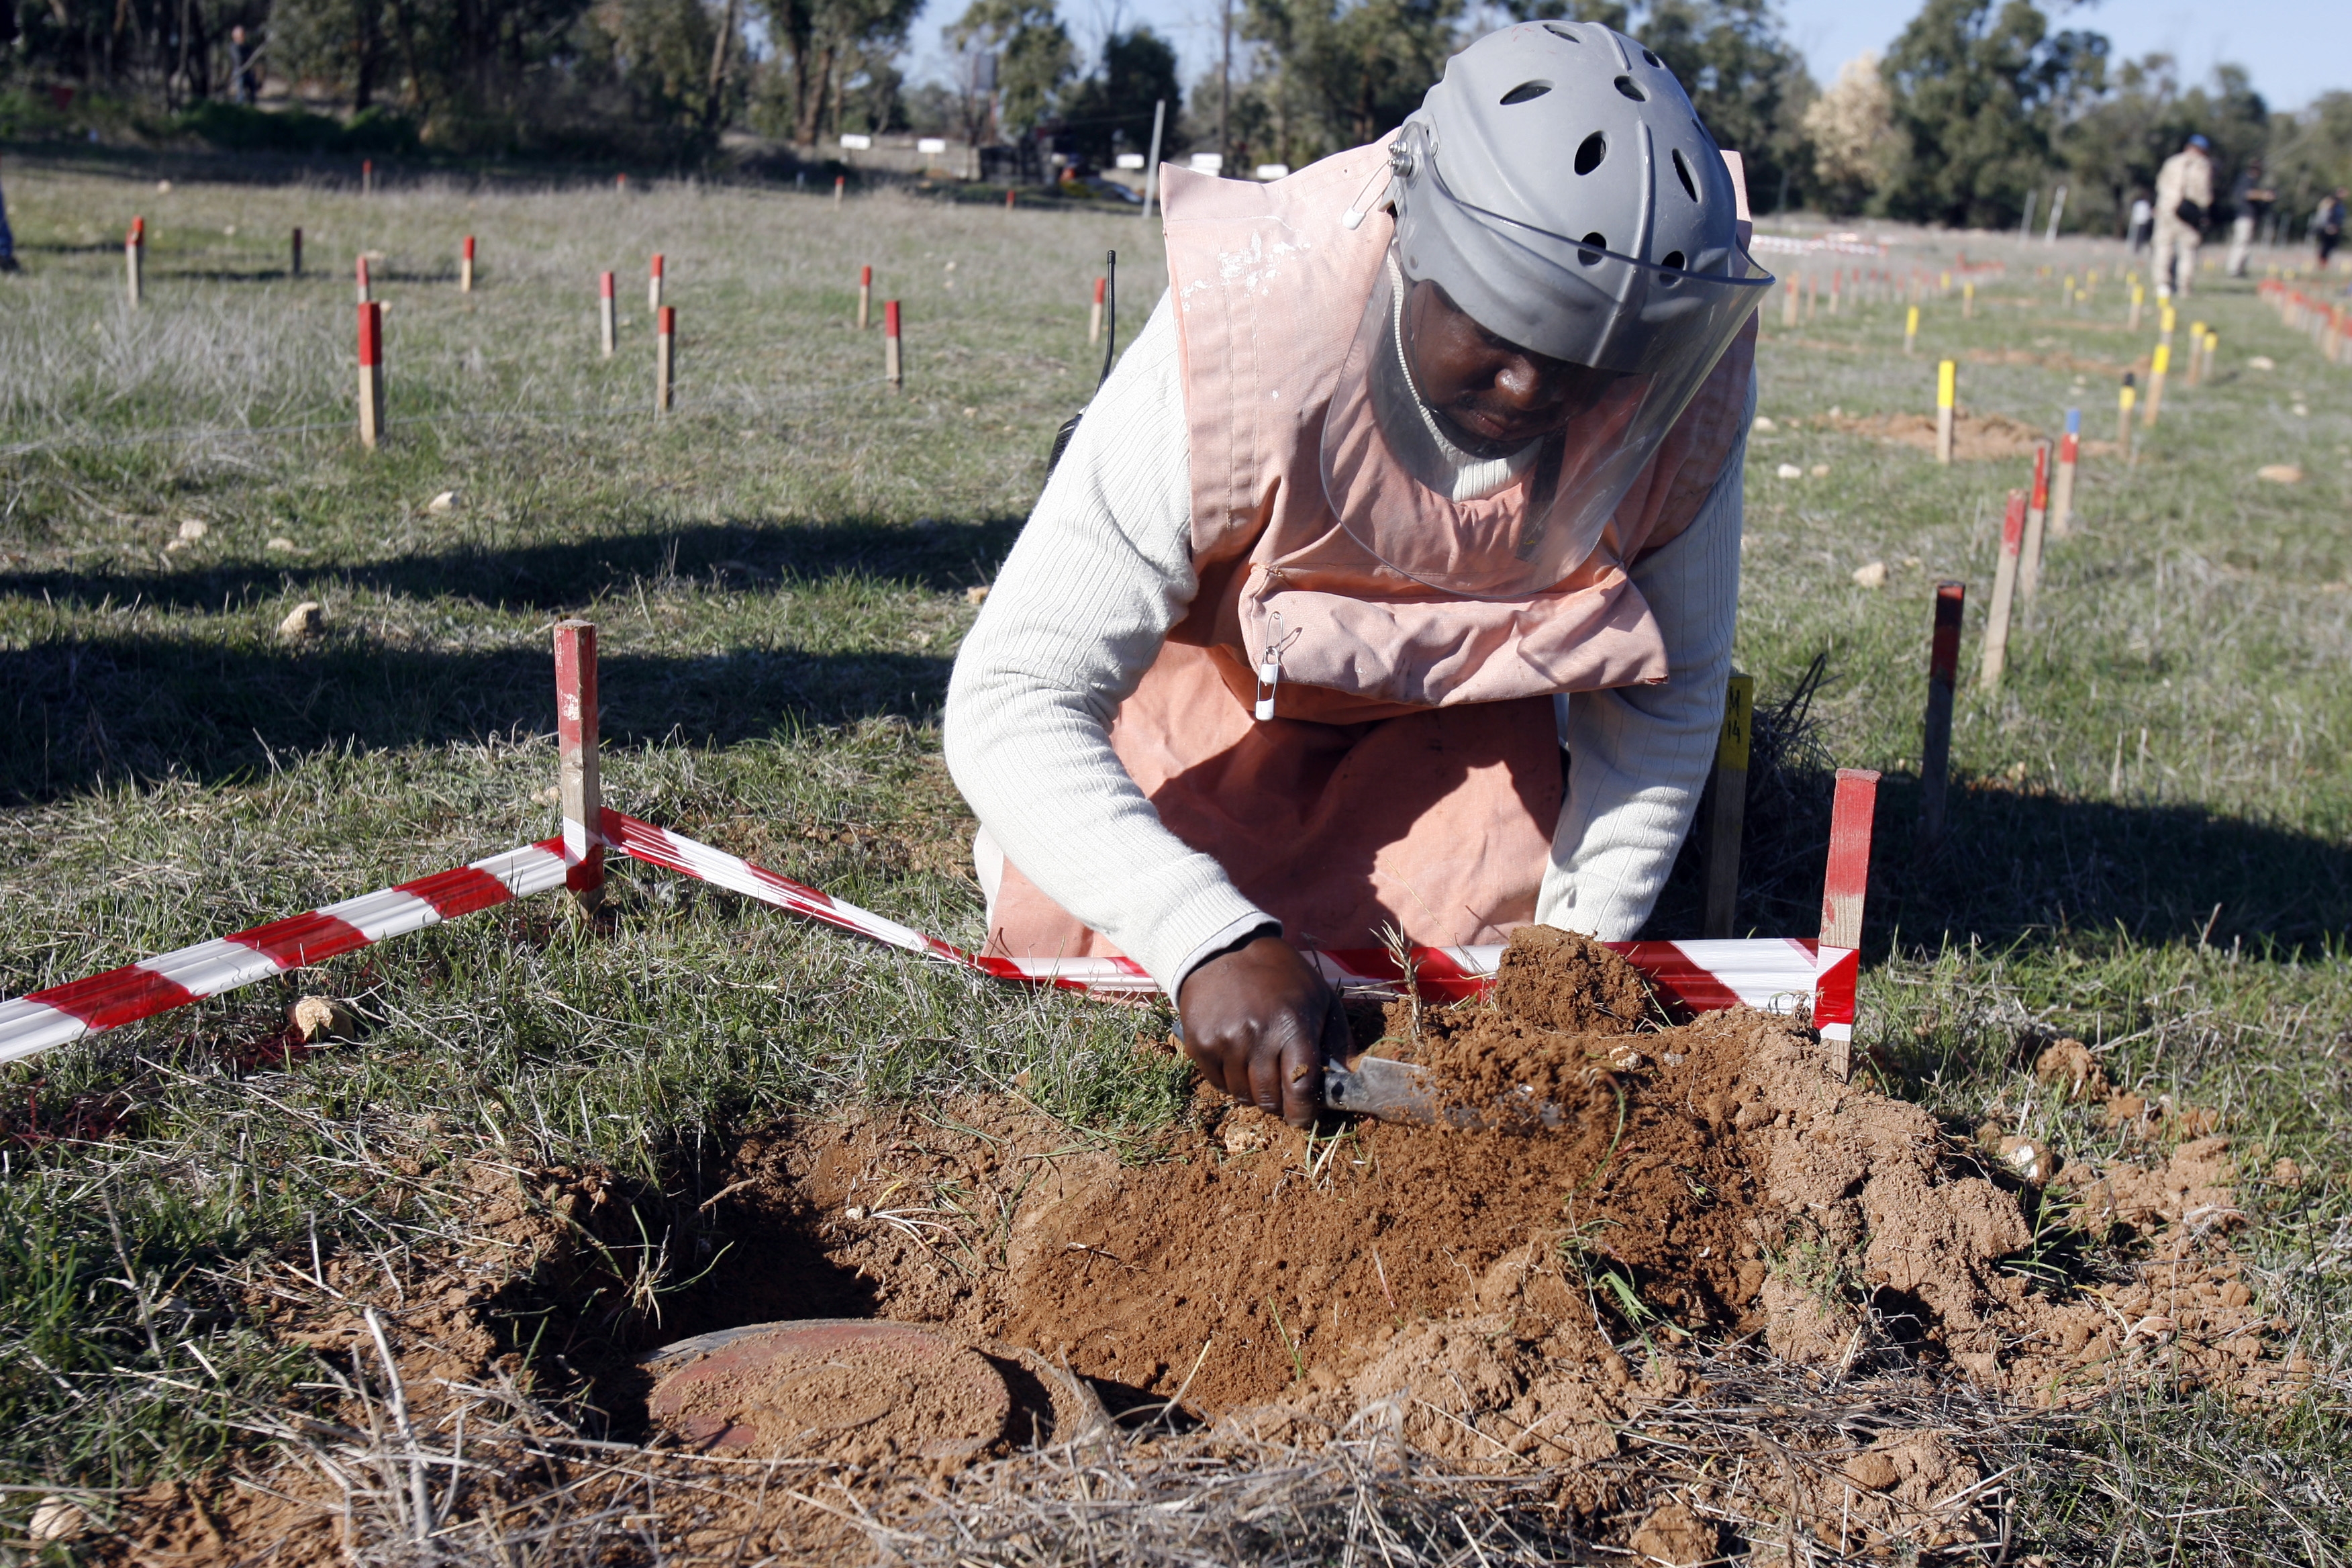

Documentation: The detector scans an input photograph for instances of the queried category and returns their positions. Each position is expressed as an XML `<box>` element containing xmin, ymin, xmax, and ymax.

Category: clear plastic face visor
<box><xmin>1320</xmin><ymin>231</ymin><xmax>1770</xmax><ymax>601</ymax></box>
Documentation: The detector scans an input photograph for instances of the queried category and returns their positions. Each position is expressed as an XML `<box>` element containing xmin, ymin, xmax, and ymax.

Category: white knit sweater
<box><xmin>944</xmin><ymin>293</ymin><xmax>1749</xmax><ymax>993</ymax></box>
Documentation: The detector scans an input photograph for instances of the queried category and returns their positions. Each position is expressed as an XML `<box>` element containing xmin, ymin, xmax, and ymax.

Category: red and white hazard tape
<box><xmin>601</xmin><ymin>809</ymin><xmax>1838</xmax><ymax>1018</ymax></box>
<box><xmin>0</xmin><ymin>839</ymin><xmax>570</xmax><ymax>1065</ymax></box>
<box><xmin>1</xmin><ymin>621</ymin><xmax>1874</xmax><ymax>1069</ymax></box>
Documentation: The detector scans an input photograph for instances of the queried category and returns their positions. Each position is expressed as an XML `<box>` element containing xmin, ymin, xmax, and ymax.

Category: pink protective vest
<box><xmin>986</xmin><ymin>143</ymin><xmax>1755</xmax><ymax>971</ymax></box>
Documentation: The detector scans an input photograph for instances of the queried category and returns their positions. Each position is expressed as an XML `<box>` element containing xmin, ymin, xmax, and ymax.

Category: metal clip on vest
<box><xmin>1253</xmin><ymin>614</ymin><xmax>1287</xmax><ymax>721</ymax></box>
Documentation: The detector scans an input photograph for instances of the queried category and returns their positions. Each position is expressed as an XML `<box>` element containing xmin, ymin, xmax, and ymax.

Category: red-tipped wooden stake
<box><xmin>834</xmin><ymin>175</ymin><xmax>844</xmax><ymax>203</ymax></box>
<box><xmin>884</xmin><ymin>298</ymin><xmax>902</xmax><ymax>388</ymax></box>
<box><xmin>1781</xmin><ymin>275</ymin><xmax>1798</xmax><ymax>328</ymax></box>
<box><xmin>2019</xmin><ymin>440</ymin><xmax>2051</xmax><ymax>602</ymax></box>
<box><xmin>1920</xmin><ymin>582</ymin><xmax>1965</xmax><ymax>842</ymax></box>
<box><xmin>1979</xmin><ymin>489</ymin><xmax>2026</xmax><ymax>689</ymax></box>
<box><xmin>124</xmin><ymin>216</ymin><xmax>144</xmax><ymax>308</ymax></box>
<box><xmin>617</xmin><ymin>173</ymin><xmax>628</xmax><ymax>192</ymax></box>
<box><xmin>858</xmin><ymin>264</ymin><xmax>872</xmax><ymax>330</ymax></box>
<box><xmin>599</xmin><ymin>271</ymin><xmax>616</xmax><ymax>357</ymax></box>
<box><xmin>1829</xmin><ymin>266</ymin><xmax>1842</xmax><ymax>315</ymax></box>
<box><xmin>355</xmin><ymin>253</ymin><xmax>371</xmax><ymax>304</ymax></box>
<box><xmin>552</xmin><ymin>620</ymin><xmax>605</xmax><ymax>916</ymax></box>
<box><xmin>1005</xmin><ymin>189</ymin><xmax>1016</xmax><ymax>210</ymax></box>
<box><xmin>655</xmin><ymin>305</ymin><xmax>675</xmax><ymax>413</ymax></box>
<box><xmin>291</xmin><ymin>226</ymin><xmax>303</xmax><ymax>277</ymax></box>
<box><xmin>648</xmin><ymin>252</ymin><xmax>665</xmax><ymax>313</ymax></box>
<box><xmin>362</xmin><ymin>158</ymin><xmax>374</xmax><ymax>195</ymax></box>
<box><xmin>1089</xmin><ymin>275</ymin><xmax>1106</xmax><ymax>344</ymax></box>
<box><xmin>1702</xmin><ymin>672</ymin><xmax>1753</xmax><ymax>939</ymax></box>
<box><xmin>460</xmin><ymin>234</ymin><xmax>475</xmax><ymax>293</ymax></box>
<box><xmin>2050</xmin><ymin>408</ymin><xmax>2079</xmax><ymax>538</ymax></box>
<box><xmin>1817</xmin><ymin>767</ymin><xmax>1880</xmax><ymax>1081</ymax></box>
<box><xmin>356</xmin><ymin>301</ymin><xmax>385</xmax><ymax>450</ymax></box>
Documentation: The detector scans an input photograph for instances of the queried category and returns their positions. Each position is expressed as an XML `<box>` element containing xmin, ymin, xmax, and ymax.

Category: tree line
<box><xmin>0</xmin><ymin>0</ymin><xmax>2345</xmax><ymax>229</ymax></box>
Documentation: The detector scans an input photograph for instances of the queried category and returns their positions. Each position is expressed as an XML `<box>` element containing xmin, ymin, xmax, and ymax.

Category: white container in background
<box><xmin>1188</xmin><ymin>152</ymin><xmax>1224</xmax><ymax>174</ymax></box>
<box><xmin>918</xmin><ymin>137</ymin><xmax>948</xmax><ymax>154</ymax></box>
<box><xmin>839</xmin><ymin>134</ymin><xmax>873</xmax><ymax>150</ymax></box>
<box><xmin>1255</xmin><ymin>162</ymin><xmax>1291</xmax><ymax>181</ymax></box>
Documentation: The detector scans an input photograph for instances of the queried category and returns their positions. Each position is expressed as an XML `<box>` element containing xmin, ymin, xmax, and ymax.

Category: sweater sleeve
<box><xmin>1534</xmin><ymin>379</ymin><xmax>1753</xmax><ymax>938</ymax></box>
<box><xmin>943</xmin><ymin>293</ymin><xmax>1274</xmax><ymax>991</ymax></box>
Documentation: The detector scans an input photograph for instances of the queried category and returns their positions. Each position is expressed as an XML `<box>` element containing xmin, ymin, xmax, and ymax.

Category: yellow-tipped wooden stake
<box><xmin>1702</xmin><ymin>673</ymin><xmax>1753</xmax><ymax>940</ymax></box>
<box><xmin>2118</xmin><ymin>375</ymin><xmax>2137</xmax><ymax>462</ymax></box>
<box><xmin>1963</xmin><ymin>280</ymin><xmax>1975</xmax><ymax>319</ymax></box>
<box><xmin>1940</xmin><ymin>268</ymin><xmax>1952</xmax><ymax>295</ymax></box>
<box><xmin>2185</xmin><ymin>319</ymin><xmax>2206</xmax><ymax>384</ymax></box>
<box><xmin>2204</xmin><ymin>330</ymin><xmax>2218</xmax><ymax>379</ymax></box>
<box><xmin>1905</xmin><ymin>304</ymin><xmax>1919</xmax><ymax>354</ymax></box>
<box><xmin>2128</xmin><ymin>283</ymin><xmax>2143</xmax><ymax>330</ymax></box>
<box><xmin>1935</xmin><ymin>359</ymin><xmax>1957</xmax><ymax>464</ymax></box>
<box><xmin>2143</xmin><ymin>342</ymin><xmax>2169</xmax><ymax>426</ymax></box>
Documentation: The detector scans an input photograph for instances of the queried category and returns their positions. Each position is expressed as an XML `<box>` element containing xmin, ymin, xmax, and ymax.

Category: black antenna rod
<box><xmin>1098</xmin><ymin>249</ymin><xmax>1118</xmax><ymax>387</ymax></box>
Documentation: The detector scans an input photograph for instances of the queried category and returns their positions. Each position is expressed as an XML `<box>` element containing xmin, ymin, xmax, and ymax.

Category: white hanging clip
<box><xmin>1253</xmin><ymin>613</ymin><xmax>1287</xmax><ymax>722</ymax></box>
<box><xmin>1342</xmin><ymin>140</ymin><xmax>1415</xmax><ymax>232</ymax></box>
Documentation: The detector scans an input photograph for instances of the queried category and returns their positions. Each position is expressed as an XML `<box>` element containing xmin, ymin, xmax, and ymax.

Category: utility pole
<box><xmin>1220</xmin><ymin>0</ymin><xmax>1232</xmax><ymax>169</ymax></box>
<box><xmin>1140</xmin><ymin>98</ymin><xmax>1165</xmax><ymax>223</ymax></box>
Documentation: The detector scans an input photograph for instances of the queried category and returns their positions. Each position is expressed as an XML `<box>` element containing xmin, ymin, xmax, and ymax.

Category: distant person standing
<box><xmin>2151</xmin><ymin>134</ymin><xmax>2214</xmax><ymax>299</ymax></box>
<box><xmin>228</xmin><ymin>27</ymin><xmax>256</xmax><ymax>104</ymax></box>
<box><xmin>0</xmin><ymin>151</ymin><xmax>18</xmax><ymax>274</ymax></box>
<box><xmin>2317</xmin><ymin>190</ymin><xmax>2347</xmax><ymax>271</ymax></box>
<box><xmin>2128</xmin><ymin>194</ymin><xmax>2154</xmax><ymax>254</ymax></box>
<box><xmin>2226</xmin><ymin>157</ymin><xmax>2273</xmax><ymax>277</ymax></box>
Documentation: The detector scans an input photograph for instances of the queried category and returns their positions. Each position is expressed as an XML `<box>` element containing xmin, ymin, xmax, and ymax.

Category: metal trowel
<box><xmin>1170</xmin><ymin>1020</ymin><xmax>1570</xmax><ymax>1130</ymax></box>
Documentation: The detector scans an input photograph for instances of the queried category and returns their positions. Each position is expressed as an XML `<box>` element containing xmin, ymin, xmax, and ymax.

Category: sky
<box><xmin>899</xmin><ymin>0</ymin><xmax>2350</xmax><ymax>119</ymax></box>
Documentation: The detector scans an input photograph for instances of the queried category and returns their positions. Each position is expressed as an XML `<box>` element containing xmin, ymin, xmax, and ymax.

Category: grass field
<box><xmin>2</xmin><ymin>147</ymin><xmax>2351</xmax><ymax>1562</ymax></box>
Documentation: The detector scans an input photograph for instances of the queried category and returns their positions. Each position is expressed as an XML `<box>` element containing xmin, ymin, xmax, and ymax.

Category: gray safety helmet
<box><xmin>1388</xmin><ymin>20</ymin><xmax>1745</xmax><ymax>371</ymax></box>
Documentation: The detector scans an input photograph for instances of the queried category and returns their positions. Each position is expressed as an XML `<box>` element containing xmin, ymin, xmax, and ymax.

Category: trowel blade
<box><xmin>1322</xmin><ymin>1054</ymin><xmax>1568</xmax><ymax>1130</ymax></box>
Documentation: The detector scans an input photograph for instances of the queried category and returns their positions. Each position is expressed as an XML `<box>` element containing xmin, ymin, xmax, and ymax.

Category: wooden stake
<box><xmin>1005</xmin><ymin>189</ymin><xmax>1016</xmax><ymax>209</ymax></box>
<box><xmin>1702</xmin><ymin>673</ymin><xmax>1753</xmax><ymax>939</ymax></box>
<box><xmin>1817</xmin><ymin>768</ymin><xmax>1881</xmax><ymax>1082</ymax></box>
<box><xmin>1963</xmin><ymin>280</ymin><xmax>1974</xmax><ymax>319</ymax></box>
<box><xmin>1781</xmin><ymin>276</ymin><xmax>1798</xmax><ymax>328</ymax></box>
<box><xmin>460</xmin><ymin>235</ymin><xmax>475</xmax><ymax>293</ymax></box>
<box><xmin>2118</xmin><ymin>377</ymin><xmax>2136</xmax><ymax>462</ymax></box>
<box><xmin>1919</xmin><ymin>582</ymin><xmax>1965</xmax><ymax>843</ymax></box>
<box><xmin>2184</xmin><ymin>319</ymin><xmax>2205</xmax><ymax>384</ymax></box>
<box><xmin>2203</xmin><ymin>330</ymin><xmax>2218</xmax><ymax>379</ymax></box>
<box><xmin>1934</xmin><ymin>360</ymin><xmax>1956</xmax><ymax>464</ymax></box>
<box><xmin>2020</xmin><ymin>441</ymin><xmax>2051</xmax><ymax>602</ymax></box>
<box><xmin>362</xmin><ymin>158</ymin><xmax>374</xmax><ymax>195</ymax></box>
<box><xmin>291</xmin><ymin>226</ymin><xmax>303</xmax><ymax>277</ymax></box>
<box><xmin>1089</xmin><ymin>275</ymin><xmax>1106</xmax><ymax>345</ymax></box>
<box><xmin>834</xmin><ymin>175</ymin><xmax>844</xmax><ymax>203</ymax></box>
<box><xmin>599</xmin><ymin>271</ymin><xmax>616</xmax><ymax>357</ymax></box>
<box><xmin>1904</xmin><ymin>304</ymin><xmax>1918</xmax><ymax>354</ymax></box>
<box><xmin>1979</xmin><ymin>489</ymin><xmax>2025</xmax><ymax>689</ymax></box>
<box><xmin>884</xmin><ymin>298</ymin><xmax>902</xmax><ymax>388</ymax></box>
<box><xmin>553</xmin><ymin>620</ymin><xmax>605</xmax><ymax>916</ymax></box>
<box><xmin>655</xmin><ymin>306</ymin><xmax>675</xmax><ymax>413</ymax></box>
<box><xmin>356</xmin><ymin>254</ymin><xmax>371</xmax><ymax>304</ymax></box>
<box><xmin>2049</xmin><ymin>408</ymin><xmax>2079</xmax><ymax>538</ymax></box>
<box><xmin>2142</xmin><ymin>342</ymin><xmax>2169</xmax><ymax>426</ymax></box>
<box><xmin>1828</xmin><ymin>267</ymin><xmax>1841</xmax><ymax>315</ymax></box>
<box><xmin>356</xmin><ymin>301</ymin><xmax>385</xmax><ymax>450</ymax></box>
<box><xmin>649</xmin><ymin>252</ymin><xmax>664</xmax><ymax>313</ymax></box>
<box><xmin>124</xmin><ymin>217</ymin><xmax>144</xmax><ymax>308</ymax></box>
<box><xmin>858</xmin><ymin>264</ymin><xmax>872</xmax><ymax>330</ymax></box>
<box><xmin>2127</xmin><ymin>283</ymin><xmax>2143</xmax><ymax>330</ymax></box>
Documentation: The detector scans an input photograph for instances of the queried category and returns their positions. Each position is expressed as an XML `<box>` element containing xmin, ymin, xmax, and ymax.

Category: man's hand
<box><xmin>1176</xmin><ymin>934</ymin><xmax>1349</xmax><ymax>1129</ymax></box>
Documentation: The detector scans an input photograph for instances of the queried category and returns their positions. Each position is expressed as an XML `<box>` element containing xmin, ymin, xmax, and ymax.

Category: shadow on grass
<box><xmin>0</xmin><ymin>634</ymin><xmax>950</xmax><ymax>802</ymax></box>
<box><xmin>0</xmin><ymin>515</ymin><xmax>1024</xmax><ymax>610</ymax></box>
<box><xmin>1646</xmin><ymin>767</ymin><xmax>2352</xmax><ymax>957</ymax></box>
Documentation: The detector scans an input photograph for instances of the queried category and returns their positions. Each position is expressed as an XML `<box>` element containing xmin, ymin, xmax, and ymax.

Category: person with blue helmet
<box><xmin>2152</xmin><ymin>134</ymin><xmax>2214</xmax><ymax>301</ymax></box>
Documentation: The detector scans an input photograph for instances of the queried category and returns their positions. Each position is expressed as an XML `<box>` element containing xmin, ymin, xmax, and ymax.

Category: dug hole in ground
<box><xmin>114</xmin><ymin>930</ymin><xmax>2309</xmax><ymax>1565</ymax></box>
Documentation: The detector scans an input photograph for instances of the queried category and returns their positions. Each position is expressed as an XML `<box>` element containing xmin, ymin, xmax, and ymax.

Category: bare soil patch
<box><xmin>88</xmin><ymin>928</ymin><xmax>2310</xmax><ymax>1563</ymax></box>
<box><xmin>1817</xmin><ymin>408</ymin><xmax>2122</xmax><ymax>460</ymax></box>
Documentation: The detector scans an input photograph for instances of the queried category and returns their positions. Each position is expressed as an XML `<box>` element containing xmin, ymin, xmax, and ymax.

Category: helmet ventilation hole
<box><xmin>1671</xmin><ymin>147</ymin><xmax>1700</xmax><ymax>201</ymax></box>
<box><xmin>1540</xmin><ymin>21</ymin><xmax>1580</xmax><ymax>40</ymax></box>
<box><xmin>1661</xmin><ymin>250</ymin><xmax>1687</xmax><ymax>272</ymax></box>
<box><xmin>1578</xmin><ymin>233</ymin><xmax>1608</xmax><ymax>264</ymax></box>
<box><xmin>1500</xmin><ymin>79</ymin><xmax>1553</xmax><ymax>105</ymax></box>
<box><xmin>1575</xmin><ymin>132</ymin><xmax>1607</xmax><ymax>175</ymax></box>
<box><xmin>1641</xmin><ymin>47</ymin><xmax>1661</xmax><ymax>66</ymax></box>
<box><xmin>1613</xmin><ymin>75</ymin><xmax>1647</xmax><ymax>102</ymax></box>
